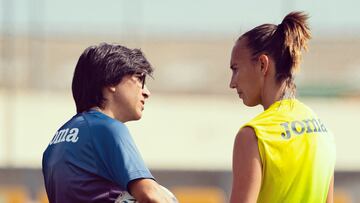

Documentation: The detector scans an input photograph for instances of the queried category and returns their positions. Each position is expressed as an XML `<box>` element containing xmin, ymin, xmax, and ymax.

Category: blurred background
<box><xmin>1</xmin><ymin>0</ymin><xmax>360</xmax><ymax>202</ymax></box>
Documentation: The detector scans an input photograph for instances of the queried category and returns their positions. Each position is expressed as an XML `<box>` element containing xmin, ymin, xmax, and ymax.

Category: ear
<box><xmin>258</xmin><ymin>54</ymin><xmax>269</xmax><ymax>75</ymax></box>
<box><xmin>107</xmin><ymin>86</ymin><xmax>116</xmax><ymax>93</ymax></box>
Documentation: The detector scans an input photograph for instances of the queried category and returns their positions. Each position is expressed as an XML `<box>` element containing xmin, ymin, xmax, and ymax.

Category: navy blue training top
<box><xmin>42</xmin><ymin>110</ymin><xmax>154</xmax><ymax>203</ymax></box>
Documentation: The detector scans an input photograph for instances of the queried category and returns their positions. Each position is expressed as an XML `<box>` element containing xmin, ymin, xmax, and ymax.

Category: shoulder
<box><xmin>296</xmin><ymin>99</ymin><xmax>318</xmax><ymax>115</ymax></box>
<box><xmin>242</xmin><ymin>100</ymin><xmax>298</xmax><ymax>133</ymax></box>
<box><xmin>233</xmin><ymin>127</ymin><xmax>259</xmax><ymax>161</ymax></box>
<box><xmin>97</xmin><ymin>120</ymin><xmax>129</xmax><ymax>135</ymax></box>
<box><xmin>85</xmin><ymin>112</ymin><xmax>129</xmax><ymax>133</ymax></box>
<box><xmin>84</xmin><ymin>111</ymin><xmax>131</xmax><ymax>141</ymax></box>
<box><xmin>234</xmin><ymin>127</ymin><xmax>258</xmax><ymax>148</ymax></box>
<box><xmin>244</xmin><ymin>108</ymin><xmax>275</xmax><ymax>128</ymax></box>
<box><xmin>232</xmin><ymin>127</ymin><xmax>262</xmax><ymax>186</ymax></box>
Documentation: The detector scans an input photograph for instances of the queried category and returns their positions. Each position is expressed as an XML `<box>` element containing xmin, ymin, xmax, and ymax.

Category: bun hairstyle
<box><xmin>239</xmin><ymin>11</ymin><xmax>311</xmax><ymax>97</ymax></box>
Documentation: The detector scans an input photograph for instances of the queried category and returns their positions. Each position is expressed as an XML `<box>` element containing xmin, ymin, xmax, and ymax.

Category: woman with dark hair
<box><xmin>229</xmin><ymin>12</ymin><xmax>335</xmax><ymax>203</ymax></box>
<box><xmin>43</xmin><ymin>43</ymin><xmax>177</xmax><ymax>203</ymax></box>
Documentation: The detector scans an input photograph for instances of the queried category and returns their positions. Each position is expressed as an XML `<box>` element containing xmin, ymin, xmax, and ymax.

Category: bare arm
<box><xmin>128</xmin><ymin>178</ymin><xmax>174</xmax><ymax>203</ymax></box>
<box><xmin>230</xmin><ymin>127</ymin><xmax>262</xmax><ymax>203</ymax></box>
<box><xmin>326</xmin><ymin>175</ymin><xmax>334</xmax><ymax>203</ymax></box>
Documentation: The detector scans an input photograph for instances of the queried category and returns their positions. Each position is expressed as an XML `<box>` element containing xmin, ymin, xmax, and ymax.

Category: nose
<box><xmin>142</xmin><ymin>85</ymin><xmax>151</xmax><ymax>99</ymax></box>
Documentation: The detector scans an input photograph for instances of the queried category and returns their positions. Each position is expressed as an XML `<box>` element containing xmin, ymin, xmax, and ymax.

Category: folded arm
<box><xmin>129</xmin><ymin>178</ymin><xmax>175</xmax><ymax>203</ymax></box>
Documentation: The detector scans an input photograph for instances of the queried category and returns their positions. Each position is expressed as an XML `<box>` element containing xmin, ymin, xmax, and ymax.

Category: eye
<box><xmin>136</xmin><ymin>74</ymin><xmax>144</xmax><ymax>82</ymax></box>
<box><xmin>134</xmin><ymin>72</ymin><xmax>146</xmax><ymax>88</ymax></box>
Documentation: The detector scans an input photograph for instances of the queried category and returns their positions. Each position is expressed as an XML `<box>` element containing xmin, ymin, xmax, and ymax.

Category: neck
<box><xmin>261</xmin><ymin>80</ymin><xmax>289</xmax><ymax>110</ymax></box>
<box><xmin>92</xmin><ymin>106</ymin><xmax>127</xmax><ymax>123</ymax></box>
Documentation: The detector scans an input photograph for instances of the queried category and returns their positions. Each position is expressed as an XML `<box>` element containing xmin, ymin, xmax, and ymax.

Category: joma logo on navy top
<box><xmin>49</xmin><ymin>128</ymin><xmax>79</xmax><ymax>145</ymax></box>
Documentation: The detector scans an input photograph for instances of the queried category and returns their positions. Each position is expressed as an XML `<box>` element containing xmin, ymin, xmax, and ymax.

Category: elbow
<box><xmin>135</xmin><ymin>191</ymin><xmax>161</xmax><ymax>203</ymax></box>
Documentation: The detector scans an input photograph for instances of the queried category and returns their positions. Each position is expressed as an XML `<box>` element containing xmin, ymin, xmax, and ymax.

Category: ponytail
<box><xmin>278</xmin><ymin>11</ymin><xmax>311</xmax><ymax>73</ymax></box>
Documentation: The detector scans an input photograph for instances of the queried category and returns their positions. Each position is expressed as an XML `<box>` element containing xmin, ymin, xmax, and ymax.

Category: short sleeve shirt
<box><xmin>42</xmin><ymin>110</ymin><xmax>154</xmax><ymax>203</ymax></box>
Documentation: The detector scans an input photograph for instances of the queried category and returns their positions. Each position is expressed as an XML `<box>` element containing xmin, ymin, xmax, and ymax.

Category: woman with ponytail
<box><xmin>229</xmin><ymin>12</ymin><xmax>335</xmax><ymax>203</ymax></box>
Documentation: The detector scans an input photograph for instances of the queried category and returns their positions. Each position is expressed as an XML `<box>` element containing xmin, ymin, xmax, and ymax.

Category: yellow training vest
<box><xmin>242</xmin><ymin>99</ymin><xmax>336</xmax><ymax>203</ymax></box>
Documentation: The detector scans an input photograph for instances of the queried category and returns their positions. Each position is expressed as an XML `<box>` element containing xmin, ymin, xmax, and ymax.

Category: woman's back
<box><xmin>243</xmin><ymin>99</ymin><xmax>336</xmax><ymax>202</ymax></box>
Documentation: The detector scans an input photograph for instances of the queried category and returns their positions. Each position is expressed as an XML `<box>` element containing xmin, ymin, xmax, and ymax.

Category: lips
<box><xmin>140</xmin><ymin>100</ymin><xmax>145</xmax><ymax>110</ymax></box>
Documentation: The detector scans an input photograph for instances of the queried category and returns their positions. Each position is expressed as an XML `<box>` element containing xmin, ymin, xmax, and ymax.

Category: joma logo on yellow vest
<box><xmin>280</xmin><ymin>118</ymin><xmax>327</xmax><ymax>139</ymax></box>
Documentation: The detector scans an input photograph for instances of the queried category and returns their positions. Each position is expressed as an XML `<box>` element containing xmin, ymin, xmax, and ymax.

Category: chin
<box><xmin>126</xmin><ymin>113</ymin><xmax>142</xmax><ymax>122</ymax></box>
<box><xmin>242</xmin><ymin>100</ymin><xmax>258</xmax><ymax>107</ymax></box>
<box><xmin>133</xmin><ymin>112</ymin><xmax>143</xmax><ymax>120</ymax></box>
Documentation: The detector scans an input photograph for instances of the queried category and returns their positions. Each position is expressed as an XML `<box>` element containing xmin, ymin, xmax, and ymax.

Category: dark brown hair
<box><xmin>239</xmin><ymin>11</ymin><xmax>311</xmax><ymax>97</ymax></box>
<box><xmin>72</xmin><ymin>43</ymin><xmax>153</xmax><ymax>113</ymax></box>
